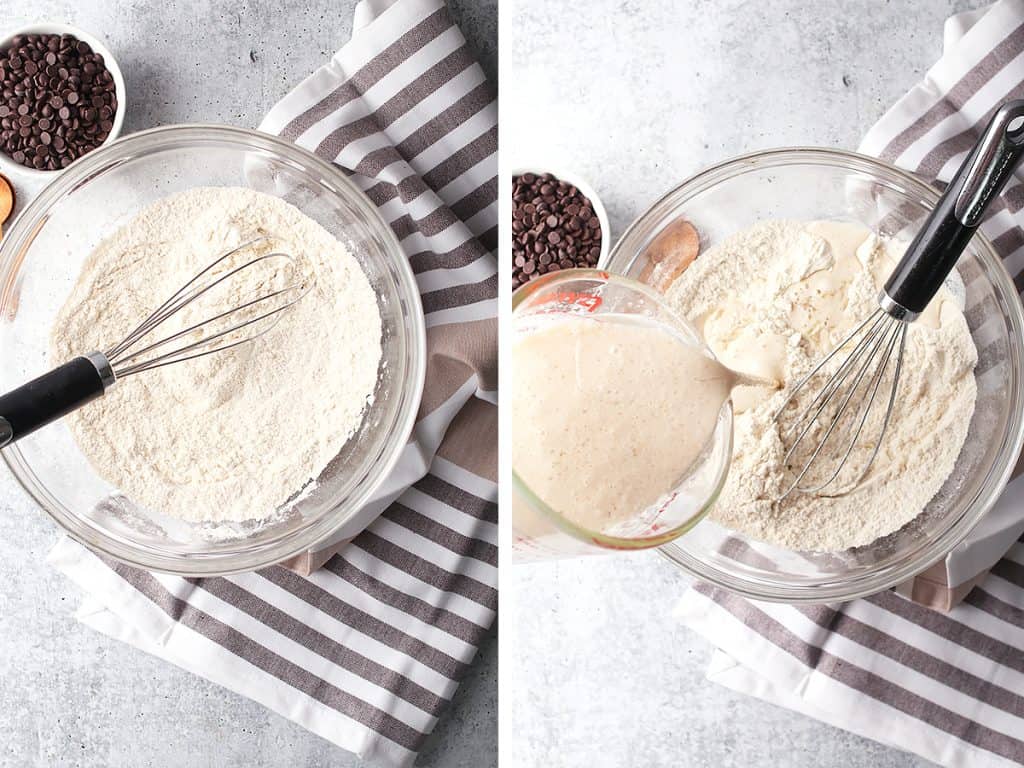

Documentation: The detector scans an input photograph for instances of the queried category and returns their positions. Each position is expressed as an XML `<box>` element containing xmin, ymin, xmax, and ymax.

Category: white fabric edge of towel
<box><xmin>860</xmin><ymin>0</ymin><xmax>1024</xmax><ymax>159</ymax></box>
<box><xmin>48</xmin><ymin>536</ymin><xmax>418</xmax><ymax>768</ymax></box>
<box><xmin>260</xmin><ymin>0</ymin><xmax>446</xmax><ymax>140</ymax></box>
<box><xmin>944</xmin><ymin>6</ymin><xmax>990</xmax><ymax>52</ymax></box>
<box><xmin>676</xmin><ymin>590</ymin><xmax>1022</xmax><ymax>768</ymax></box>
<box><xmin>354</xmin><ymin>0</ymin><xmax>404</xmax><ymax>31</ymax></box>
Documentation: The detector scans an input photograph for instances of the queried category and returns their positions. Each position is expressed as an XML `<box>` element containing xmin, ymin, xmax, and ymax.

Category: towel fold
<box><xmin>680</xmin><ymin>2</ymin><xmax>1024</xmax><ymax>765</ymax></box>
<box><xmin>49</xmin><ymin>0</ymin><xmax>497</xmax><ymax>765</ymax></box>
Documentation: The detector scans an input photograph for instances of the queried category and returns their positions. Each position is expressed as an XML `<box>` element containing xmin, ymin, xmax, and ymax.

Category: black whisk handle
<box><xmin>883</xmin><ymin>99</ymin><xmax>1024</xmax><ymax>317</ymax></box>
<box><xmin>0</xmin><ymin>353</ymin><xmax>114</xmax><ymax>448</ymax></box>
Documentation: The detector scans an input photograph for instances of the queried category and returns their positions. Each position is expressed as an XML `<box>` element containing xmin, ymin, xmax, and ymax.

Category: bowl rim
<box><xmin>0</xmin><ymin>22</ymin><xmax>127</xmax><ymax>180</ymax></box>
<box><xmin>0</xmin><ymin>123</ymin><xmax>427</xmax><ymax>575</ymax></box>
<box><xmin>607</xmin><ymin>145</ymin><xmax>1024</xmax><ymax>603</ymax></box>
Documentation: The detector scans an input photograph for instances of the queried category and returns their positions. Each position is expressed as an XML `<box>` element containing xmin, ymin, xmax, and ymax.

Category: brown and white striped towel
<box><xmin>48</xmin><ymin>0</ymin><xmax>496</xmax><ymax>765</ymax></box>
<box><xmin>679</xmin><ymin>2</ymin><xmax>1024</xmax><ymax>765</ymax></box>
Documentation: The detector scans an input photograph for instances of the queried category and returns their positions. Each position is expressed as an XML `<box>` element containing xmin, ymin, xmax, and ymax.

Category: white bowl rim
<box><xmin>0</xmin><ymin>21</ymin><xmax>126</xmax><ymax>180</ymax></box>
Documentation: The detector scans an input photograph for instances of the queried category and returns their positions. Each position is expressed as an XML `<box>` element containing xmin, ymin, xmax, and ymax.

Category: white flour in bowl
<box><xmin>666</xmin><ymin>220</ymin><xmax>977</xmax><ymax>551</ymax></box>
<box><xmin>50</xmin><ymin>187</ymin><xmax>383</xmax><ymax>523</ymax></box>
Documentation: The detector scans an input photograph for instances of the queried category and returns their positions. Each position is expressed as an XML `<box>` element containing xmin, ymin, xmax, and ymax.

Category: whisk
<box><xmin>0</xmin><ymin>236</ymin><xmax>311</xmax><ymax>448</ymax></box>
<box><xmin>776</xmin><ymin>99</ymin><xmax>1024</xmax><ymax>500</ymax></box>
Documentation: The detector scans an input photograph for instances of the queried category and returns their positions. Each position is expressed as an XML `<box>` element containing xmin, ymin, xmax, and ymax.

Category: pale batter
<box><xmin>667</xmin><ymin>220</ymin><xmax>978</xmax><ymax>551</ymax></box>
<box><xmin>51</xmin><ymin>187</ymin><xmax>383</xmax><ymax>524</ymax></box>
<box><xmin>512</xmin><ymin>317</ymin><xmax>735</xmax><ymax>532</ymax></box>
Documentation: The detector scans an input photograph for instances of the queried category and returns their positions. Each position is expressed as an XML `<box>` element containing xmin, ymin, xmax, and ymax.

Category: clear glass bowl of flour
<box><xmin>0</xmin><ymin>125</ymin><xmax>425</xmax><ymax>575</ymax></box>
<box><xmin>607</xmin><ymin>148</ymin><xmax>1024</xmax><ymax>603</ymax></box>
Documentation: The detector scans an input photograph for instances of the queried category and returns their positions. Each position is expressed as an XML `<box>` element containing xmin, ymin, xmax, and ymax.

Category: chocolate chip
<box><xmin>510</xmin><ymin>172</ymin><xmax>604</xmax><ymax>289</ymax></box>
<box><xmin>0</xmin><ymin>33</ymin><xmax>118</xmax><ymax>170</ymax></box>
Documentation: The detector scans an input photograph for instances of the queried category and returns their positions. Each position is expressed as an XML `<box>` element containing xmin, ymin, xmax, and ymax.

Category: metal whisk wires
<box><xmin>770</xmin><ymin>100</ymin><xmax>1024</xmax><ymax>501</ymax></box>
<box><xmin>0</xmin><ymin>235</ymin><xmax>315</xmax><ymax>448</ymax></box>
<box><xmin>105</xmin><ymin>236</ymin><xmax>311</xmax><ymax>379</ymax></box>
<box><xmin>774</xmin><ymin>307</ymin><xmax>908</xmax><ymax>501</ymax></box>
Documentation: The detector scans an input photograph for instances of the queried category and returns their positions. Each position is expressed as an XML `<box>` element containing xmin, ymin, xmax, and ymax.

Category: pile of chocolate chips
<box><xmin>0</xmin><ymin>33</ymin><xmax>118</xmax><ymax>171</ymax></box>
<box><xmin>511</xmin><ymin>172</ymin><xmax>602</xmax><ymax>290</ymax></box>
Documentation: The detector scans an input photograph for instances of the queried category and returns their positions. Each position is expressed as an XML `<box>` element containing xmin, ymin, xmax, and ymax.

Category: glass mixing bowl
<box><xmin>607</xmin><ymin>147</ymin><xmax>1024</xmax><ymax>603</ymax></box>
<box><xmin>0</xmin><ymin>125</ymin><xmax>426</xmax><ymax>575</ymax></box>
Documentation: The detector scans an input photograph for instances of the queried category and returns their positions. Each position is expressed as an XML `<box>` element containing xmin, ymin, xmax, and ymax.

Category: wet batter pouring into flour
<box><xmin>666</xmin><ymin>220</ymin><xmax>978</xmax><ymax>552</ymax></box>
<box><xmin>51</xmin><ymin>187</ymin><xmax>383</xmax><ymax>524</ymax></box>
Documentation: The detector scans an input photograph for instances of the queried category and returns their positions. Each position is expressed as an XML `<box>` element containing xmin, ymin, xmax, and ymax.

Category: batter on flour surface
<box><xmin>666</xmin><ymin>220</ymin><xmax>977</xmax><ymax>552</ymax></box>
<box><xmin>51</xmin><ymin>187</ymin><xmax>383</xmax><ymax>523</ymax></box>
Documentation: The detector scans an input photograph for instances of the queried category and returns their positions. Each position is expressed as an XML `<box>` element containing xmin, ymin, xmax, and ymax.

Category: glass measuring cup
<box><xmin>511</xmin><ymin>269</ymin><xmax>734</xmax><ymax>561</ymax></box>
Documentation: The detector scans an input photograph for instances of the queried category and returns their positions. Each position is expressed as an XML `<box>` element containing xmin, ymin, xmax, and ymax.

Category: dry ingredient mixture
<box><xmin>51</xmin><ymin>187</ymin><xmax>383</xmax><ymax>523</ymax></box>
<box><xmin>666</xmin><ymin>220</ymin><xmax>978</xmax><ymax>551</ymax></box>
<box><xmin>512</xmin><ymin>317</ymin><xmax>735</xmax><ymax>532</ymax></box>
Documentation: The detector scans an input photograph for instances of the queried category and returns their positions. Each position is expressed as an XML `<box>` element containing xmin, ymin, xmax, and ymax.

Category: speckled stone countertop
<box><xmin>0</xmin><ymin>1</ymin><xmax>495</xmax><ymax>766</ymax></box>
<box><xmin>506</xmin><ymin>1</ymin><xmax>985</xmax><ymax>766</ymax></box>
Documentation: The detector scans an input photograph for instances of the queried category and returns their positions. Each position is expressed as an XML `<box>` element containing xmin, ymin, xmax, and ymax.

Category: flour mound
<box><xmin>51</xmin><ymin>187</ymin><xmax>383</xmax><ymax>523</ymax></box>
<box><xmin>666</xmin><ymin>220</ymin><xmax>978</xmax><ymax>552</ymax></box>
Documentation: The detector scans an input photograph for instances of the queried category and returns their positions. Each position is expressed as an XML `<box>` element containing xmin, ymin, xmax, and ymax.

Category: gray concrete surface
<box><xmin>505</xmin><ymin>1</ymin><xmax>988</xmax><ymax>767</ymax></box>
<box><xmin>0</xmin><ymin>1</ymin><xmax>496</xmax><ymax>766</ymax></box>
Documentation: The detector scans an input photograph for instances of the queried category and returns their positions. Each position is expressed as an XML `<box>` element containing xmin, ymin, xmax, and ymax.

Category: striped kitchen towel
<box><xmin>48</xmin><ymin>0</ymin><xmax>496</xmax><ymax>766</ymax></box>
<box><xmin>679</xmin><ymin>2</ymin><xmax>1024</xmax><ymax>766</ymax></box>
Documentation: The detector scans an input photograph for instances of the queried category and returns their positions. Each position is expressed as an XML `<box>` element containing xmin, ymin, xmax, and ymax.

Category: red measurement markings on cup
<box><xmin>639</xmin><ymin>491</ymin><xmax>680</xmax><ymax>536</ymax></box>
<box><xmin>530</xmin><ymin>290</ymin><xmax>603</xmax><ymax>314</ymax></box>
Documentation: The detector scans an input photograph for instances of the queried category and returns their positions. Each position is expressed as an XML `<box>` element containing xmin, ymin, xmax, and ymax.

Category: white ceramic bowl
<box><xmin>0</xmin><ymin>22</ymin><xmax>126</xmax><ymax>183</ymax></box>
<box><xmin>512</xmin><ymin>167</ymin><xmax>611</xmax><ymax>267</ymax></box>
